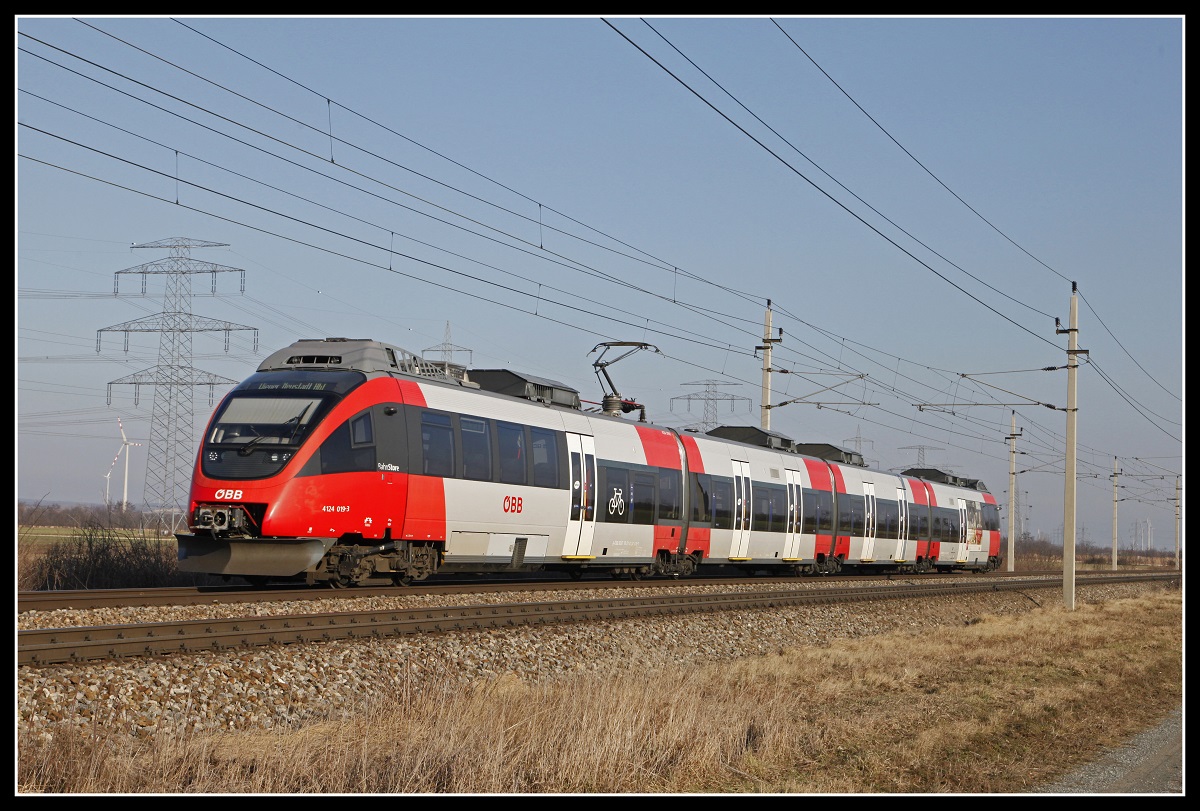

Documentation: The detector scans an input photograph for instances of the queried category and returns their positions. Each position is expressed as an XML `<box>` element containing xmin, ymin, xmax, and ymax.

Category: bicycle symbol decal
<box><xmin>608</xmin><ymin>487</ymin><xmax>625</xmax><ymax>516</ymax></box>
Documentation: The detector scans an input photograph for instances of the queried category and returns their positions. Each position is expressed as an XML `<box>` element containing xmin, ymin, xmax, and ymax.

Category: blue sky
<box><xmin>16</xmin><ymin>16</ymin><xmax>1183</xmax><ymax>550</ymax></box>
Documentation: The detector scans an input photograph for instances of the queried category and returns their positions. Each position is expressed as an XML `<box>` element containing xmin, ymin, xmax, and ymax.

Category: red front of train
<box><xmin>177</xmin><ymin>362</ymin><xmax>438</xmax><ymax>584</ymax></box>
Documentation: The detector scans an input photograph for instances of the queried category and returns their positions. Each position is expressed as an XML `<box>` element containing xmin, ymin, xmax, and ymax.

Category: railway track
<box><xmin>15</xmin><ymin>568</ymin><xmax>1100</xmax><ymax>613</ymax></box>
<box><xmin>17</xmin><ymin>572</ymin><xmax>1178</xmax><ymax>667</ymax></box>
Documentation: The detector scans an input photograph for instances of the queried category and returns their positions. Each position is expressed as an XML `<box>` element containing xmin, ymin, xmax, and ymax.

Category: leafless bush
<box><xmin>24</xmin><ymin>520</ymin><xmax>197</xmax><ymax>590</ymax></box>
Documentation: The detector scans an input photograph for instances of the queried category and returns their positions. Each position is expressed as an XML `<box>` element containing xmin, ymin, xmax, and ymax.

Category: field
<box><xmin>17</xmin><ymin>583</ymin><xmax>1182</xmax><ymax>793</ymax></box>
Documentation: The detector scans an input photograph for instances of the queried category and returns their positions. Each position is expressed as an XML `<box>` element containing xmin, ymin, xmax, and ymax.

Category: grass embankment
<box><xmin>18</xmin><ymin>585</ymin><xmax>1182</xmax><ymax>794</ymax></box>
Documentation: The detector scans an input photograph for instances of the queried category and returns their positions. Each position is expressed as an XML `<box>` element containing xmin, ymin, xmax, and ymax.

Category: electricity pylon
<box><xmin>97</xmin><ymin>238</ymin><xmax>258</xmax><ymax>534</ymax></box>
<box><xmin>671</xmin><ymin>380</ymin><xmax>751</xmax><ymax>433</ymax></box>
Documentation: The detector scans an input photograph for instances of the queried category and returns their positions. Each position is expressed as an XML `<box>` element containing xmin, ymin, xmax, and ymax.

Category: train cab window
<box><xmin>498</xmin><ymin>421</ymin><xmax>526</xmax><ymax>485</ymax></box>
<box><xmin>461</xmin><ymin>416</ymin><xmax>492</xmax><ymax>481</ymax></box>
<box><xmin>711</xmin><ymin>477</ymin><xmax>733</xmax><ymax>530</ymax></box>
<box><xmin>530</xmin><ymin>427</ymin><xmax>559</xmax><ymax>488</ymax></box>
<box><xmin>350</xmin><ymin>412</ymin><xmax>373</xmax><ymax>445</ymax></box>
<box><xmin>320</xmin><ymin>410</ymin><xmax>377</xmax><ymax>474</ymax></box>
<box><xmin>421</xmin><ymin>411</ymin><xmax>454</xmax><ymax>478</ymax></box>
<box><xmin>982</xmin><ymin>503</ymin><xmax>1001</xmax><ymax>532</ymax></box>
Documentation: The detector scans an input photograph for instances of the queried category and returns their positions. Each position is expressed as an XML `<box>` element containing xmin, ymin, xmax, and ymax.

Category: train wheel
<box><xmin>569</xmin><ymin>570</ymin><xmax>584</xmax><ymax>580</ymax></box>
<box><xmin>628</xmin><ymin>570</ymin><xmax>644</xmax><ymax>581</ymax></box>
<box><xmin>244</xmin><ymin>576</ymin><xmax>269</xmax><ymax>588</ymax></box>
<box><xmin>392</xmin><ymin>574</ymin><xmax>413</xmax><ymax>586</ymax></box>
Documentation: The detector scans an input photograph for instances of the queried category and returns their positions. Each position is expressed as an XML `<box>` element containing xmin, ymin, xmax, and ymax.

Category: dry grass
<box><xmin>17</xmin><ymin>586</ymin><xmax>1182</xmax><ymax>794</ymax></box>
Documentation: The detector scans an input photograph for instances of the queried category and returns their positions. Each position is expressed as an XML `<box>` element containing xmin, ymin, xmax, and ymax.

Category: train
<box><xmin>175</xmin><ymin>337</ymin><xmax>1003</xmax><ymax>587</ymax></box>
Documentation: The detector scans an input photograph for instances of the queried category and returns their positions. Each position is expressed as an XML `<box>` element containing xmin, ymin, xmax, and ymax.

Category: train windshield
<box><xmin>209</xmin><ymin>396</ymin><xmax>325</xmax><ymax>449</ymax></box>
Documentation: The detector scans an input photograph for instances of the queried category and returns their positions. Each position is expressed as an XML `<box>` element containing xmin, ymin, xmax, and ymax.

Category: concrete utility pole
<box><xmin>1006</xmin><ymin>412</ymin><xmax>1021</xmax><ymax>572</ymax></box>
<box><xmin>1057</xmin><ymin>282</ymin><xmax>1087</xmax><ymax>610</ymax></box>
<box><xmin>757</xmin><ymin>300</ymin><xmax>782</xmax><ymax>431</ymax></box>
<box><xmin>1176</xmin><ymin>475</ymin><xmax>1182</xmax><ymax>570</ymax></box>
<box><xmin>1111</xmin><ymin>457</ymin><xmax>1120</xmax><ymax>571</ymax></box>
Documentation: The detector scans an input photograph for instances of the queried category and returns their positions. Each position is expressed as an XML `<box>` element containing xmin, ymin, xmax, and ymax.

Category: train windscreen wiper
<box><xmin>237</xmin><ymin>404</ymin><xmax>312</xmax><ymax>456</ymax></box>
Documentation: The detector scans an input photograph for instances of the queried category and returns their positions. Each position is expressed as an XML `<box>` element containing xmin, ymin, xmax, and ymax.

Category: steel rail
<box><xmin>17</xmin><ymin>573</ymin><xmax>1177</xmax><ymax>667</ymax></box>
<box><xmin>15</xmin><ymin>569</ymin><xmax>1108</xmax><ymax>613</ymax></box>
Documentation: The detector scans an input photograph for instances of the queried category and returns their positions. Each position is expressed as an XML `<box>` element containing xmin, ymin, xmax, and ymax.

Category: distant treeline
<box><xmin>19</xmin><ymin>499</ymin><xmax>155</xmax><ymax>532</ymax></box>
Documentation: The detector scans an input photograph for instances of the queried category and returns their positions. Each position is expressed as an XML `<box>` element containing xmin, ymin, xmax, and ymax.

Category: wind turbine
<box><xmin>103</xmin><ymin>418</ymin><xmax>142</xmax><ymax>511</ymax></box>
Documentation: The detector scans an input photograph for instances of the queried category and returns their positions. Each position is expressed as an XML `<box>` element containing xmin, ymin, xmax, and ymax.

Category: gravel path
<box><xmin>1031</xmin><ymin>705</ymin><xmax>1184</xmax><ymax>794</ymax></box>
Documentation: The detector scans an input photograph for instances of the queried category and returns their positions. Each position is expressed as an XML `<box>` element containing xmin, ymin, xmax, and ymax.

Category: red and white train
<box><xmin>176</xmin><ymin>337</ymin><xmax>1003</xmax><ymax>587</ymax></box>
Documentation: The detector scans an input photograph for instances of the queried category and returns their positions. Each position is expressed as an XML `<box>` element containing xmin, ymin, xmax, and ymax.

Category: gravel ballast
<box><xmin>18</xmin><ymin>578</ymin><xmax>1169</xmax><ymax>742</ymax></box>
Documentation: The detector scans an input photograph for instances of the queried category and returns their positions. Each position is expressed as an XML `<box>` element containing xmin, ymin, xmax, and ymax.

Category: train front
<box><xmin>175</xmin><ymin>368</ymin><xmax>362</xmax><ymax>582</ymax></box>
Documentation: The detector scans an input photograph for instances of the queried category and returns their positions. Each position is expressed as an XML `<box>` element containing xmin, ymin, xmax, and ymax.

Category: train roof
<box><xmin>468</xmin><ymin>369</ymin><xmax>581</xmax><ymax>410</ymax></box>
<box><xmin>701</xmin><ymin>429</ymin><xmax>869</xmax><ymax>468</ymax></box>
<box><xmin>257</xmin><ymin>338</ymin><xmax>586</xmax><ymax>409</ymax></box>
<box><xmin>258</xmin><ymin>338</ymin><xmax>477</xmax><ymax>386</ymax></box>
<box><xmin>791</xmin><ymin>442</ymin><xmax>868</xmax><ymax>467</ymax></box>
<box><xmin>902</xmin><ymin>467</ymin><xmax>990</xmax><ymax>492</ymax></box>
<box><xmin>705</xmin><ymin>425</ymin><xmax>797</xmax><ymax>452</ymax></box>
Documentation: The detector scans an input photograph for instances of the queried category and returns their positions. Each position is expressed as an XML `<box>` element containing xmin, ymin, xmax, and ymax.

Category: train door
<box><xmin>730</xmin><ymin>460</ymin><xmax>752</xmax><ymax>558</ymax></box>
<box><xmin>957</xmin><ymin>497</ymin><xmax>968</xmax><ymax>561</ymax></box>
<box><xmin>861</xmin><ymin>481</ymin><xmax>878</xmax><ymax>560</ymax></box>
<box><xmin>966</xmin><ymin>500</ymin><xmax>983</xmax><ymax>546</ymax></box>
<box><xmin>782</xmin><ymin>468</ymin><xmax>803</xmax><ymax>559</ymax></box>
<box><xmin>563</xmin><ymin>433</ymin><xmax>597</xmax><ymax>556</ymax></box>
<box><xmin>896</xmin><ymin>487</ymin><xmax>909</xmax><ymax>562</ymax></box>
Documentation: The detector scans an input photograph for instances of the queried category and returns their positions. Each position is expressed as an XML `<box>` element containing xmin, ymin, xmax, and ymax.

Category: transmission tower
<box><xmin>670</xmin><ymin>380</ymin><xmax>751</xmax><ymax>433</ymax></box>
<box><xmin>422</xmin><ymin>321</ymin><xmax>472</xmax><ymax>372</ymax></box>
<box><xmin>900</xmin><ymin>444</ymin><xmax>945</xmax><ymax>468</ymax></box>
<box><xmin>843</xmin><ymin>426</ymin><xmax>876</xmax><ymax>467</ymax></box>
<box><xmin>97</xmin><ymin>238</ymin><xmax>259</xmax><ymax>534</ymax></box>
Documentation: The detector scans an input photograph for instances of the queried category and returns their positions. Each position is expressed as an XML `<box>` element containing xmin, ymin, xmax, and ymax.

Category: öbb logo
<box><xmin>214</xmin><ymin>489</ymin><xmax>244</xmax><ymax>500</ymax></box>
<box><xmin>503</xmin><ymin>495</ymin><xmax>523</xmax><ymax>513</ymax></box>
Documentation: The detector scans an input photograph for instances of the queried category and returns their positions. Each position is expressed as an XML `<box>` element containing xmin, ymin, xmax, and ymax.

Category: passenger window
<box><xmin>530</xmin><ymin>427</ymin><xmax>559</xmax><ymax>488</ymax></box>
<box><xmin>421</xmin><ymin>411</ymin><xmax>454</xmax><ymax>478</ymax></box>
<box><xmin>498</xmin><ymin>421</ymin><xmax>526</xmax><ymax>485</ymax></box>
<box><xmin>461</xmin><ymin>416</ymin><xmax>492</xmax><ymax>481</ymax></box>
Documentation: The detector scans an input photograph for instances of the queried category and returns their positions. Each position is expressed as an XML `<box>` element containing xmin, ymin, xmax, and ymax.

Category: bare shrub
<box><xmin>26</xmin><ymin>520</ymin><xmax>187</xmax><ymax>590</ymax></box>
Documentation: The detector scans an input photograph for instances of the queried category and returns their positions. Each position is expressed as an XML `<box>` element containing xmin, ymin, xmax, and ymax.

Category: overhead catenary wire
<box><xmin>16</xmin><ymin>20</ymin><xmax>1180</xmax><ymax>513</ymax></box>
